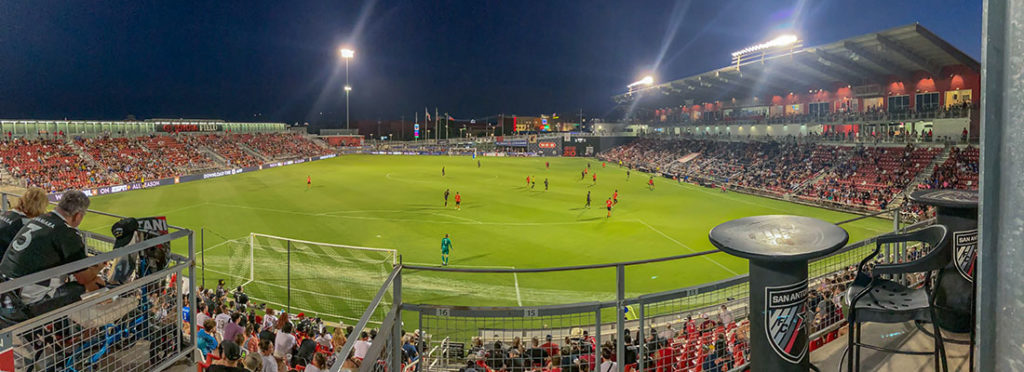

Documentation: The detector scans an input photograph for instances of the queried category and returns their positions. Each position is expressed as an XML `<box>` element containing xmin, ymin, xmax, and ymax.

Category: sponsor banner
<box><xmin>764</xmin><ymin>279</ymin><xmax>808</xmax><ymax>364</ymax></box>
<box><xmin>47</xmin><ymin>155</ymin><xmax>336</xmax><ymax>201</ymax></box>
<box><xmin>538</xmin><ymin>142</ymin><xmax>556</xmax><ymax>149</ymax></box>
<box><xmin>156</xmin><ymin>123</ymin><xmax>223</xmax><ymax>133</ymax></box>
<box><xmin>953</xmin><ymin>229</ymin><xmax>978</xmax><ymax>282</ymax></box>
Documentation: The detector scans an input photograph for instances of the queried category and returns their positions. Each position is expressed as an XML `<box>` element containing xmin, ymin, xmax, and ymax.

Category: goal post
<box><xmin>229</xmin><ymin>232</ymin><xmax>398</xmax><ymax>324</ymax></box>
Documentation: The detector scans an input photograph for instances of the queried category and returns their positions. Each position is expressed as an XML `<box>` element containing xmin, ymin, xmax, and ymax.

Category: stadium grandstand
<box><xmin>0</xmin><ymin>15</ymin><xmax>1017</xmax><ymax>372</ymax></box>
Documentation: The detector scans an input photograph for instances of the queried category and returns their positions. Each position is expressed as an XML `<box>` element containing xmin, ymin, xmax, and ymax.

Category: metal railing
<box><xmin>335</xmin><ymin>213</ymin><xmax>935</xmax><ymax>372</ymax></box>
<box><xmin>0</xmin><ymin>191</ymin><xmax>196</xmax><ymax>372</ymax></box>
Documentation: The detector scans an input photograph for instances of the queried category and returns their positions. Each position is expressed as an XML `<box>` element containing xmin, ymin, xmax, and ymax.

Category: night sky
<box><xmin>0</xmin><ymin>0</ymin><xmax>981</xmax><ymax>126</ymax></box>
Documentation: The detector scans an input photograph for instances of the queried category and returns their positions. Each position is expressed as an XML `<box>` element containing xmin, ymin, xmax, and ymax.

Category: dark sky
<box><xmin>0</xmin><ymin>0</ymin><xmax>981</xmax><ymax>126</ymax></box>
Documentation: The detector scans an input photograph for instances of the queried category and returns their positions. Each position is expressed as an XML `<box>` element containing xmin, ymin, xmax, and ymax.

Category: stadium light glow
<box><xmin>628</xmin><ymin>75</ymin><xmax>655</xmax><ymax>88</ymax></box>
<box><xmin>731</xmin><ymin>34</ymin><xmax>799</xmax><ymax>57</ymax></box>
<box><xmin>340</xmin><ymin>48</ymin><xmax>355</xmax><ymax>59</ymax></box>
<box><xmin>344</xmin><ymin>85</ymin><xmax>352</xmax><ymax>92</ymax></box>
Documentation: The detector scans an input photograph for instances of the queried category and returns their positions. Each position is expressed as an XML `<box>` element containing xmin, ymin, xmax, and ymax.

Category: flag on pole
<box><xmin>425</xmin><ymin>108</ymin><xmax>431</xmax><ymax>121</ymax></box>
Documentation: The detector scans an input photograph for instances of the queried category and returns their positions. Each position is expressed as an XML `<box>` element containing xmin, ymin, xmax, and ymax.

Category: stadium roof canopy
<box><xmin>613</xmin><ymin>23</ymin><xmax>980</xmax><ymax>106</ymax></box>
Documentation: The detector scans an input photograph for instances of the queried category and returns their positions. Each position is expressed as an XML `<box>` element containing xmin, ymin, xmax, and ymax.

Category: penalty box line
<box><xmin>406</xmin><ymin>262</ymin><xmax>522</xmax><ymax>306</ymax></box>
<box><xmin>636</xmin><ymin>219</ymin><xmax>740</xmax><ymax>276</ymax></box>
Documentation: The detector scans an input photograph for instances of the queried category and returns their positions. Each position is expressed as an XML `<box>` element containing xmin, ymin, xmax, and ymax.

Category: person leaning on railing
<box><xmin>0</xmin><ymin>190</ymin><xmax>106</xmax><ymax>326</ymax></box>
<box><xmin>0</xmin><ymin>187</ymin><xmax>48</xmax><ymax>257</ymax></box>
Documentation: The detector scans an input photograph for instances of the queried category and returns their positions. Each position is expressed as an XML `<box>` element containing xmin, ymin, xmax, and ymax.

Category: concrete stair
<box><xmin>238</xmin><ymin>143</ymin><xmax>270</xmax><ymax>162</ymax></box>
<box><xmin>893</xmin><ymin>145</ymin><xmax>952</xmax><ymax>206</ymax></box>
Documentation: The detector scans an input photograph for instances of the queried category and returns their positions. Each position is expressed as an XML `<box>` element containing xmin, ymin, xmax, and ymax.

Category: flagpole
<box><xmin>435</xmin><ymin>107</ymin><xmax>439</xmax><ymax>142</ymax></box>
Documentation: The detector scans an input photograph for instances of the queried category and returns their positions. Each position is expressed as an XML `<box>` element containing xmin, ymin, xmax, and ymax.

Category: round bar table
<box><xmin>709</xmin><ymin>215</ymin><xmax>849</xmax><ymax>372</ymax></box>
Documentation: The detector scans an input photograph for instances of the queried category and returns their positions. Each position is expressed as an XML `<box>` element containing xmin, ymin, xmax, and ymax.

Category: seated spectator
<box><xmin>0</xmin><ymin>190</ymin><xmax>105</xmax><ymax>324</ymax></box>
<box><xmin>198</xmin><ymin>318</ymin><xmax>219</xmax><ymax>358</ymax></box>
<box><xmin>305</xmin><ymin>352</ymin><xmax>328</xmax><ymax>372</ymax></box>
<box><xmin>0</xmin><ymin>187</ymin><xmax>48</xmax><ymax>257</ymax></box>
<box><xmin>207</xmin><ymin>340</ymin><xmax>247</xmax><ymax>372</ymax></box>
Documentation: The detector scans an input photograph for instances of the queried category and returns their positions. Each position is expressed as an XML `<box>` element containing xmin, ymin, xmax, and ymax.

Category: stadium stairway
<box><xmin>238</xmin><ymin>142</ymin><xmax>269</xmax><ymax>162</ymax></box>
<box><xmin>196</xmin><ymin>145</ymin><xmax>231</xmax><ymax>167</ymax></box>
<box><xmin>894</xmin><ymin>145</ymin><xmax>953</xmax><ymax>206</ymax></box>
<box><xmin>68</xmin><ymin>139</ymin><xmax>102</xmax><ymax>167</ymax></box>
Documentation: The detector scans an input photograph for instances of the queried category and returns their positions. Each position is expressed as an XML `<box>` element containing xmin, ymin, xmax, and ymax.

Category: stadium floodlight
<box><xmin>628</xmin><ymin>75</ymin><xmax>655</xmax><ymax>88</ymax></box>
<box><xmin>731</xmin><ymin>34</ymin><xmax>799</xmax><ymax>57</ymax></box>
<box><xmin>339</xmin><ymin>47</ymin><xmax>356</xmax><ymax>129</ymax></box>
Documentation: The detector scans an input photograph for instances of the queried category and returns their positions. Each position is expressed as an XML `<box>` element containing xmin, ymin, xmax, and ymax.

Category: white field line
<box><xmin>204</xmin><ymin>267</ymin><xmax>379</xmax><ymax>304</ymax></box>
<box><xmin>513</xmin><ymin>271</ymin><xmax>522</xmax><ymax>306</ymax></box>
<box><xmin>207</xmin><ymin>202</ymin><xmax>615</xmax><ymax>226</ymax></box>
<box><xmin>636</xmin><ymin>219</ymin><xmax>739</xmax><ymax>276</ymax></box>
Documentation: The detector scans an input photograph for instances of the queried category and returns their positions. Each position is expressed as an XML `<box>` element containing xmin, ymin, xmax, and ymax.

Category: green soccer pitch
<box><xmin>81</xmin><ymin>155</ymin><xmax>891</xmax><ymax>323</ymax></box>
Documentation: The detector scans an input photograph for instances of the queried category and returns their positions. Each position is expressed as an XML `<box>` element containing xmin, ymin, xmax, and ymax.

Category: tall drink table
<box><xmin>709</xmin><ymin>215</ymin><xmax>849</xmax><ymax>372</ymax></box>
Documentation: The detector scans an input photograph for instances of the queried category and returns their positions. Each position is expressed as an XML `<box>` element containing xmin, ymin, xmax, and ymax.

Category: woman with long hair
<box><xmin>0</xmin><ymin>187</ymin><xmax>48</xmax><ymax>256</ymax></box>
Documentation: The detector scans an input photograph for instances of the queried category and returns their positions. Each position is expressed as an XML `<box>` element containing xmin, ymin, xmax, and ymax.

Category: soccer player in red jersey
<box><xmin>454</xmin><ymin>192</ymin><xmax>462</xmax><ymax>210</ymax></box>
<box><xmin>307</xmin><ymin>175</ymin><xmax>311</xmax><ymax>190</ymax></box>
<box><xmin>605</xmin><ymin>198</ymin><xmax>613</xmax><ymax>218</ymax></box>
<box><xmin>613</xmin><ymin>190</ymin><xmax>618</xmax><ymax>205</ymax></box>
<box><xmin>648</xmin><ymin>177</ymin><xmax>655</xmax><ymax>190</ymax></box>
<box><xmin>592</xmin><ymin>173</ymin><xmax>597</xmax><ymax>184</ymax></box>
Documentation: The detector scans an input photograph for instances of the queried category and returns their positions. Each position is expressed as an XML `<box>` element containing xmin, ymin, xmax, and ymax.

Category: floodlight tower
<box><xmin>340</xmin><ymin>48</ymin><xmax>355</xmax><ymax>129</ymax></box>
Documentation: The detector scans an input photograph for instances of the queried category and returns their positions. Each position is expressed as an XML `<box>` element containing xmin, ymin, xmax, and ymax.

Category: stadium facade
<box><xmin>611</xmin><ymin>24</ymin><xmax>980</xmax><ymax>142</ymax></box>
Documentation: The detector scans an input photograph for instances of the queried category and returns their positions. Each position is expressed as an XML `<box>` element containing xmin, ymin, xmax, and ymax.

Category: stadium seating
<box><xmin>1</xmin><ymin>133</ymin><xmax>331</xmax><ymax>193</ymax></box>
<box><xmin>0</xmin><ymin>139</ymin><xmax>109</xmax><ymax>192</ymax></box>
<box><xmin>600</xmin><ymin>138</ymin><xmax>951</xmax><ymax>212</ymax></box>
<box><xmin>925</xmin><ymin>146</ymin><xmax>979</xmax><ymax>190</ymax></box>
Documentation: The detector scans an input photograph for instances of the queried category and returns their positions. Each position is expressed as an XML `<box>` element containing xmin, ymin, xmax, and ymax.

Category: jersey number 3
<box><xmin>11</xmin><ymin>224</ymin><xmax>42</xmax><ymax>252</ymax></box>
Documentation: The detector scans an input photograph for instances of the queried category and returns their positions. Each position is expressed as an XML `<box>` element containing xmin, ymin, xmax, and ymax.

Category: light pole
<box><xmin>340</xmin><ymin>48</ymin><xmax>355</xmax><ymax>129</ymax></box>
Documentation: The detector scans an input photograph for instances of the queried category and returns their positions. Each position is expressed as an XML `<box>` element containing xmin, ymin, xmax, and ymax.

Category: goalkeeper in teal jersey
<box><xmin>441</xmin><ymin>234</ymin><xmax>453</xmax><ymax>266</ymax></box>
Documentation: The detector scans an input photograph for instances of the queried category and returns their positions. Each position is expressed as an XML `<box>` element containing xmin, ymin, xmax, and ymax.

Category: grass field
<box><xmin>81</xmin><ymin>155</ymin><xmax>891</xmax><ymax>323</ymax></box>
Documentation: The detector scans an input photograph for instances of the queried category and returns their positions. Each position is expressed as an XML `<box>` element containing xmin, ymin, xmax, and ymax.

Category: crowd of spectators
<box><xmin>800</xmin><ymin>145</ymin><xmax>940</xmax><ymax>210</ymax></box>
<box><xmin>76</xmin><ymin>135</ymin><xmax>216</xmax><ymax>183</ymax></box>
<box><xmin>599</xmin><ymin>138</ymin><xmax>830</xmax><ymax>196</ymax></box>
<box><xmin>0</xmin><ymin>139</ymin><xmax>111</xmax><ymax>192</ymax></box>
<box><xmin>185</xmin><ymin>134</ymin><xmax>263</xmax><ymax>168</ymax></box>
<box><xmin>240</xmin><ymin>133</ymin><xmax>332</xmax><ymax>160</ymax></box>
<box><xmin>923</xmin><ymin>146</ymin><xmax>979</xmax><ymax>190</ymax></box>
<box><xmin>1</xmin><ymin>133</ymin><xmax>332</xmax><ymax>193</ymax></box>
<box><xmin>458</xmin><ymin>308</ymin><xmax>748</xmax><ymax>372</ymax></box>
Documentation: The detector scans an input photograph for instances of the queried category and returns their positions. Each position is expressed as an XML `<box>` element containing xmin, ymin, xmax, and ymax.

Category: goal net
<box><xmin>221</xmin><ymin>233</ymin><xmax>397</xmax><ymax>325</ymax></box>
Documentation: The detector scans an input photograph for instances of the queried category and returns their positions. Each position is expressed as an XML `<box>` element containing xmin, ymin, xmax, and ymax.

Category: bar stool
<box><xmin>844</xmin><ymin>224</ymin><xmax>950</xmax><ymax>371</ymax></box>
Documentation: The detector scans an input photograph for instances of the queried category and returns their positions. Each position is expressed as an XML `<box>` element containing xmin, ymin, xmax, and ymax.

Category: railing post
<box><xmin>616</xmin><ymin>264</ymin><xmax>625</xmax><ymax>372</ymax></box>
<box><xmin>188</xmin><ymin>230</ymin><xmax>198</xmax><ymax>361</ymax></box>
<box><xmin>595</xmin><ymin>307</ymin><xmax>602</xmax><ymax>367</ymax></box>
<box><xmin>638</xmin><ymin>301</ymin><xmax>645</xmax><ymax>372</ymax></box>
<box><xmin>392</xmin><ymin>267</ymin><xmax>402</xmax><ymax>372</ymax></box>
<box><xmin>287</xmin><ymin>240</ymin><xmax>291</xmax><ymax>314</ymax></box>
<box><xmin>1</xmin><ymin>193</ymin><xmax>8</xmax><ymax>212</ymax></box>
<box><xmin>200</xmin><ymin>228</ymin><xmax>205</xmax><ymax>288</ymax></box>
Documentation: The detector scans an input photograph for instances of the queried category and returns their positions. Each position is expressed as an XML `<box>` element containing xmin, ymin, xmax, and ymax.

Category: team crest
<box><xmin>765</xmin><ymin>280</ymin><xmax>808</xmax><ymax>364</ymax></box>
<box><xmin>953</xmin><ymin>229</ymin><xmax>977</xmax><ymax>282</ymax></box>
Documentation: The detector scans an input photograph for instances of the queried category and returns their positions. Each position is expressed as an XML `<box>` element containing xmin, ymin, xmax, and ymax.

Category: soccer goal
<box><xmin>222</xmin><ymin>233</ymin><xmax>398</xmax><ymax>324</ymax></box>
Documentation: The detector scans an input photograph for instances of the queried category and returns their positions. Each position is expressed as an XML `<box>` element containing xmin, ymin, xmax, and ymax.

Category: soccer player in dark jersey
<box><xmin>0</xmin><ymin>187</ymin><xmax>47</xmax><ymax>258</ymax></box>
<box><xmin>581</xmin><ymin>170</ymin><xmax>585</xmax><ymax>180</ymax></box>
<box><xmin>442</xmin><ymin>167</ymin><xmax>445</xmax><ymax>176</ymax></box>
<box><xmin>585</xmin><ymin>191</ymin><xmax>591</xmax><ymax>208</ymax></box>
<box><xmin>478</xmin><ymin>160</ymin><xmax>481</xmax><ymax>168</ymax></box>
<box><xmin>605</xmin><ymin>198</ymin><xmax>613</xmax><ymax>218</ymax></box>
<box><xmin>626</xmin><ymin>170</ymin><xmax>631</xmax><ymax>181</ymax></box>
<box><xmin>544</xmin><ymin>178</ymin><xmax>548</xmax><ymax>190</ymax></box>
<box><xmin>443</xmin><ymin>189</ymin><xmax>450</xmax><ymax>207</ymax></box>
<box><xmin>0</xmin><ymin>190</ymin><xmax>103</xmax><ymax>307</ymax></box>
